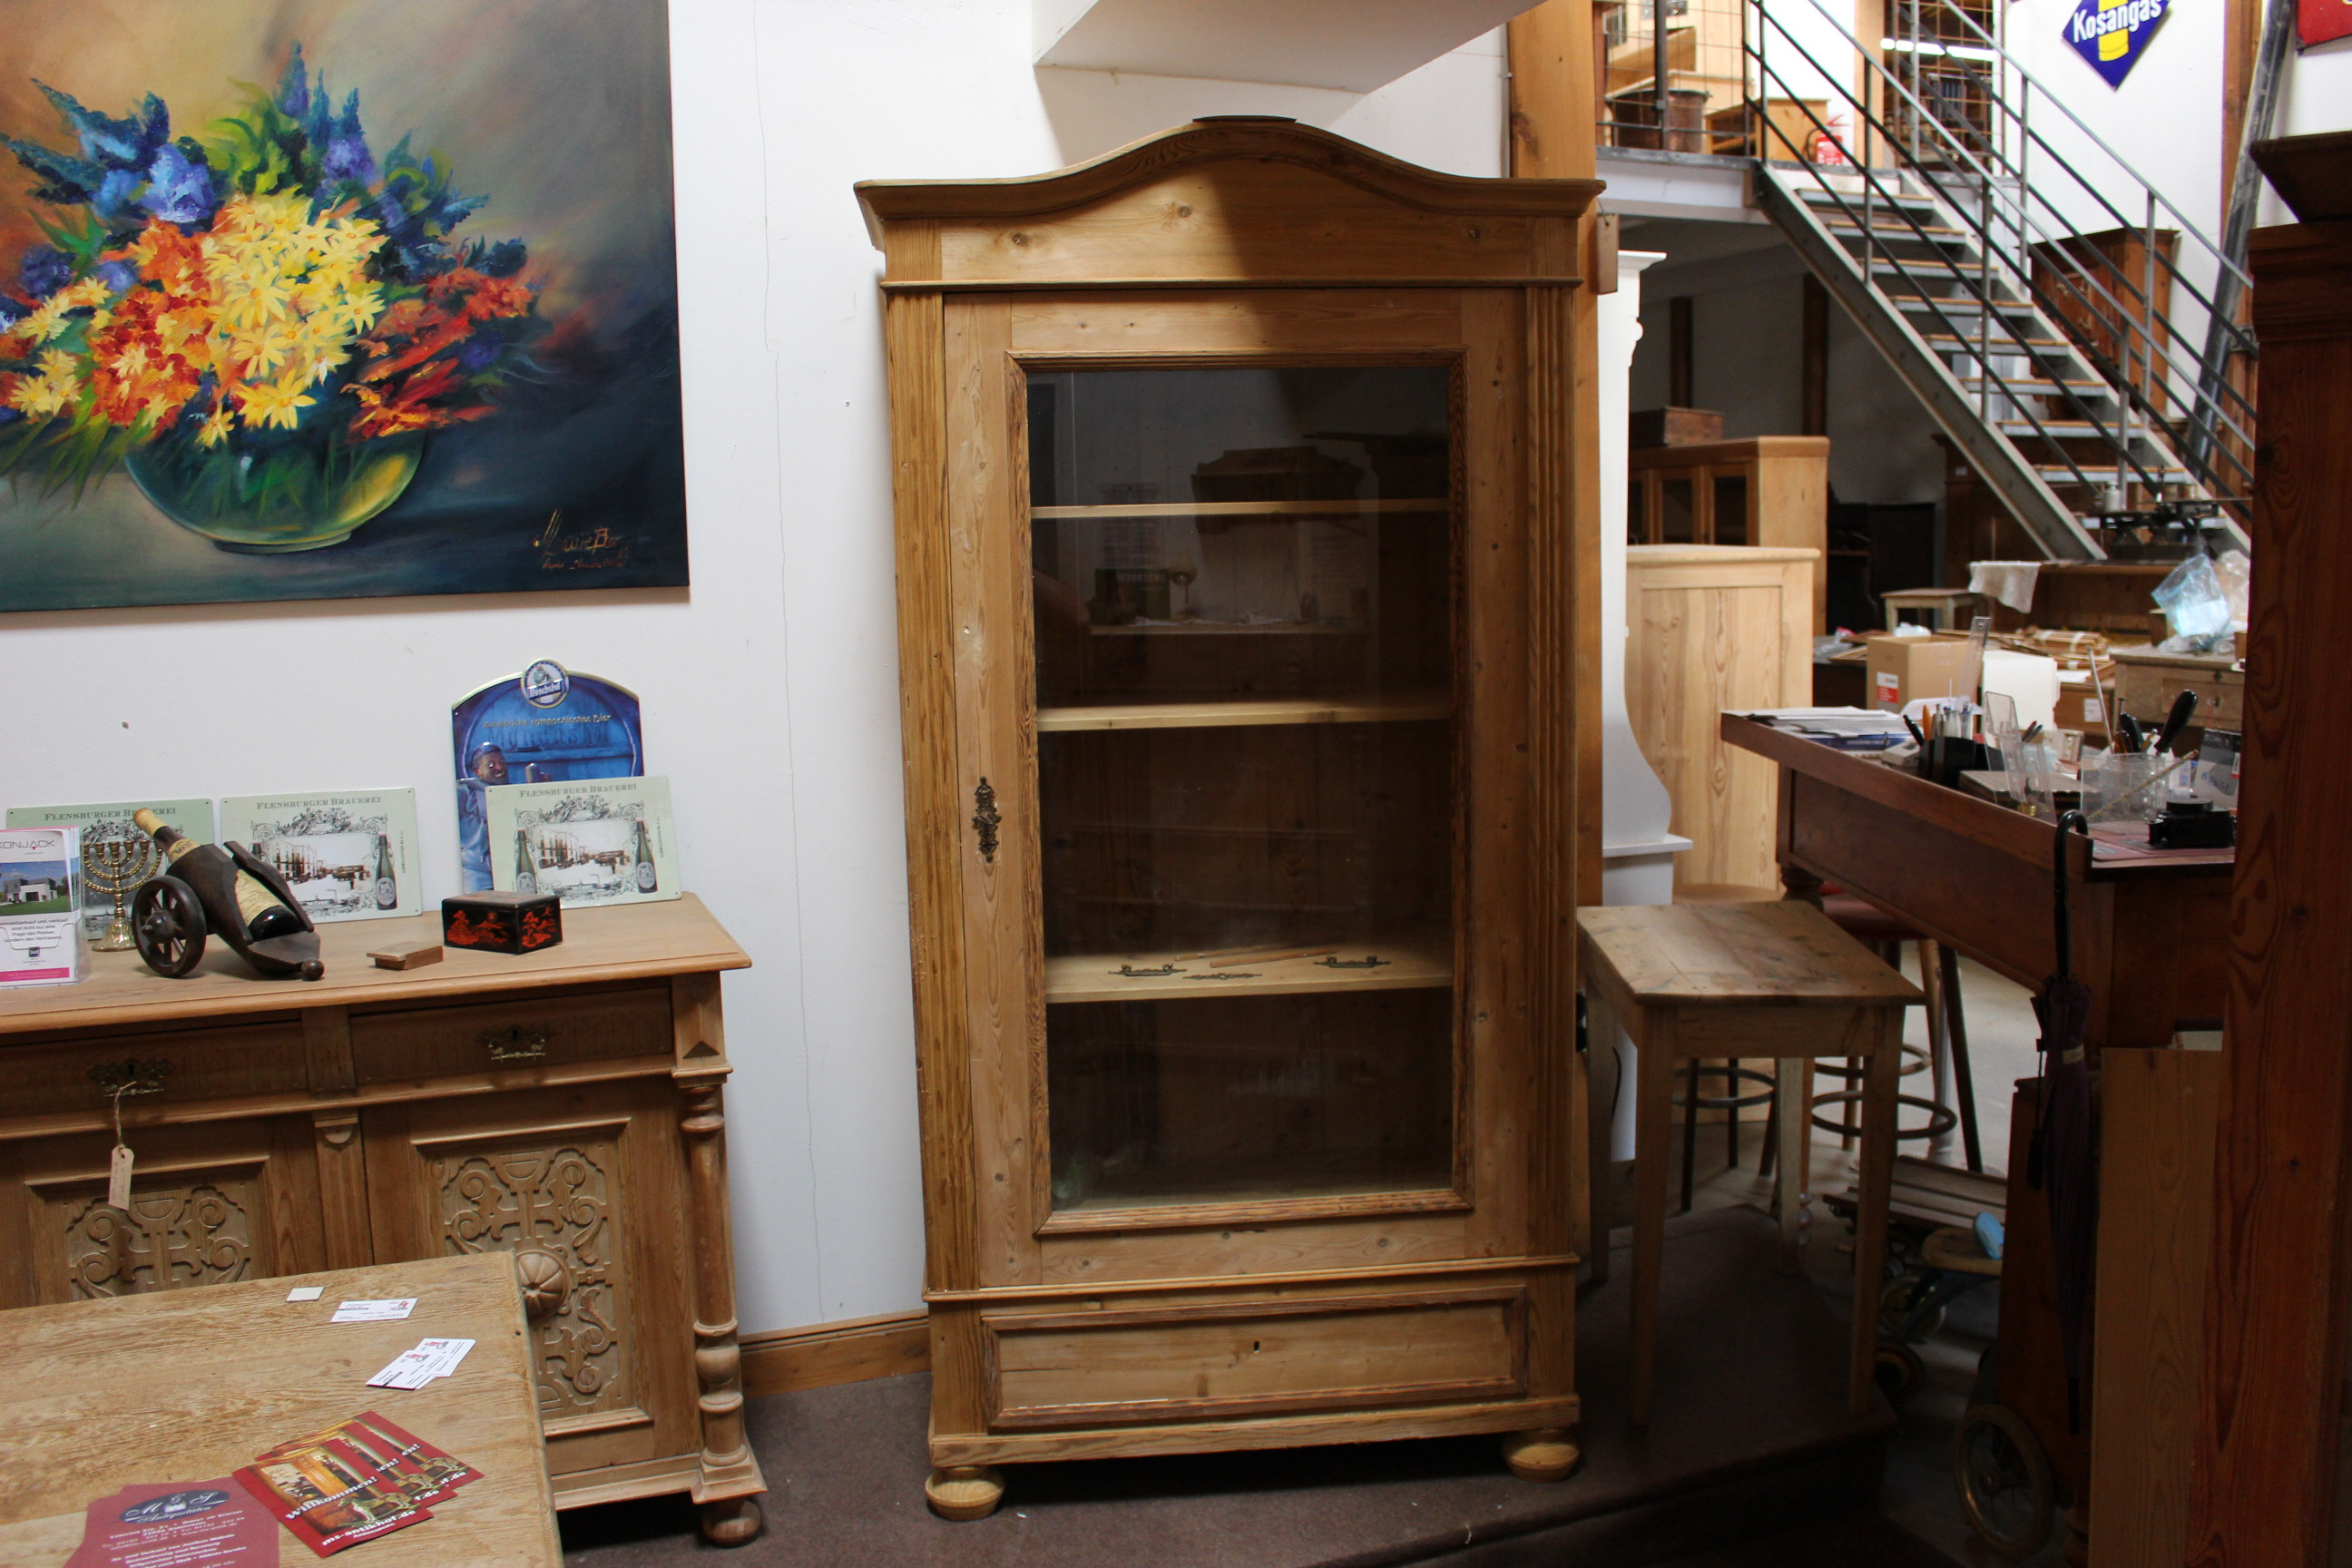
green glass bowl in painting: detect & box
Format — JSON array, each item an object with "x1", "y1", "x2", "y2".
[{"x1": 126, "y1": 436, "x2": 424, "y2": 554}]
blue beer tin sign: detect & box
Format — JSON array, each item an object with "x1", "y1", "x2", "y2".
[{"x1": 2064, "y1": 0, "x2": 2170, "y2": 86}]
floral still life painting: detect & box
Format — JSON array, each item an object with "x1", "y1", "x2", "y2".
[{"x1": 0, "y1": 2, "x2": 687, "y2": 609}]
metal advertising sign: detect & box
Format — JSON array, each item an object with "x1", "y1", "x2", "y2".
[
  {"x1": 2063, "y1": 0, "x2": 2171, "y2": 86},
  {"x1": 2301, "y1": 0, "x2": 2352, "y2": 49}
]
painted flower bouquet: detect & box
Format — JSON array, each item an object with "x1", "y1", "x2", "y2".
[{"x1": 0, "y1": 47, "x2": 544, "y2": 551}]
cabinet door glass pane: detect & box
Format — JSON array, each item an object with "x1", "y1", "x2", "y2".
[
  {"x1": 1712, "y1": 473, "x2": 1749, "y2": 544},
  {"x1": 1028, "y1": 366, "x2": 1455, "y2": 1213},
  {"x1": 1660, "y1": 475, "x2": 1696, "y2": 543}
]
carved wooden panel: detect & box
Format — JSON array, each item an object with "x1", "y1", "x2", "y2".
[
  {"x1": 57, "y1": 1180, "x2": 257, "y2": 1298},
  {"x1": 426, "y1": 1132, "x2": 635, "y2": 1422},
  {"x1": 0, "y1": 1119, "x2": 326, "y2": 1309}
]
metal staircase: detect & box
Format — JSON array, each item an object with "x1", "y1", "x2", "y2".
[{"x1": 1738, "y1": 0, "x2": 2256, "y2": 561}]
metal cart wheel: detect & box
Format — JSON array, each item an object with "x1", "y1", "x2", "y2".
[
  {"x1": 1874, "y1": 1340, "x2": 1926, "y2": 1405},
  {"x1": 132, "y1": 877, "x2": 206, "y2": 978},
  {"x1": 1954, "y1": 1400, "x2": 2056, "y2": 1560},
  {"x1": 1882, "y1": 1275, "x2": 1949, "y2": 1341}
]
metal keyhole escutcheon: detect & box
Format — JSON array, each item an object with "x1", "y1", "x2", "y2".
[{"x1": 972, "y1": 779, "x2": 1001, "y2": 862}]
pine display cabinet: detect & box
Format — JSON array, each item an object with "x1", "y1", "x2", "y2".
[{"x1": 859, "y1": 119, "x2": 1602, "y2": 1518}]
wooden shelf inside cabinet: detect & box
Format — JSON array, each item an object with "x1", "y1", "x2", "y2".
[
  {"x1": 1045, "y1": 935, "x2": 1452, "y2": 1004},
  {"x1": 1033, "y1": 499, "x2": 1449, "y2": 520},
  {"x1": 1037, "y1": 693, "x2": 1452, "y2": 733},
  {"x1": 1085, "y1": 622, "x2": 1369, "y2": 638}
]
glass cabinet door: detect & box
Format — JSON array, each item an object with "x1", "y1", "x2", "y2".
[{"x1": 1025, "y1": 365, "x2": 1458, "y2": 1217}]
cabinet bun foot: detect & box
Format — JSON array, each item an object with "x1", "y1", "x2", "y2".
[
  {"x1": 698, "y1": 1495, "x2": 764, "y2": 1545},
  {"x1": 1501, "y1": 1427, "x2": 1583, "y2": 1482},
  {"x1": 926, "y1": 1465, "x2": 1006, "y2": 1522}
]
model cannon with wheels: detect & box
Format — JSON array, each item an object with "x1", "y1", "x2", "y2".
[{"x1": 128, "y1": 808, "x2": 324, "y2": 982}]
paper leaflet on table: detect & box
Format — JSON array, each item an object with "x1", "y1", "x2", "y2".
[
  {"x1": 64, "y1": 1478, "x2": 277, "y2": 1567},
  {"x1": 234, "y1": 1435, "x2": 429, "y2": 1557}
]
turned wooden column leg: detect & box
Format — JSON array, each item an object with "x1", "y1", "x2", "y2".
[
  {"x1": 1629, "y1": 1015, "x2": 1678, "y2": 1426},
  {"x1": 1501, "y1": 1427, "x2": 1583, "y2": 1481},
  {"x1": 926, "y1": 1465, "x2": 1005, "y2": 1521},
  {"x1": 680, "y1": 1079, "x2": 764, "y2": 1545}
]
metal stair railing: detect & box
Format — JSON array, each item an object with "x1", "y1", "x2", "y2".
[
  {"x1": 1738, "y1": 23, "x2": 2102, "y2": 557},
  {"x1": 1740, "y1": 0, "x2": 2255, "y2": 544},
  {"x1": 1873, "y1": 0, "x2": 2258, "y2": 516}
]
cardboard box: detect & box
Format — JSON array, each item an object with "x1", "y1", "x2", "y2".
[
  {"x1": 1862, "y1": 632, "x2": 1978, "y2": 711},
  {"x1": 1630, "y1": 407, "x2": 1726, "y2": 447}
]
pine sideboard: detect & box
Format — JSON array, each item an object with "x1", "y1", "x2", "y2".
[{"x1": 0, "y1": 894, "x2": 765, "y2": 1544}]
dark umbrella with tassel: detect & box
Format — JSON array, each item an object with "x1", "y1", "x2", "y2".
[{"x1": 2031, "y1": 810, "x2": 2100, "y2": 1432}]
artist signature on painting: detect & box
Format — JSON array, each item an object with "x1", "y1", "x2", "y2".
[{"x1": 536, "y1": 512, "x2": 630, "y2": 572}]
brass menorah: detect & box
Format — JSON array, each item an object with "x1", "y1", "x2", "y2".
[{"x1": 83, "y1": 832, "x2": 159, "y2": 953}]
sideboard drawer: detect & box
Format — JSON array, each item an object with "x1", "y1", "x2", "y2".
[
  {"x1": 351, "y1": 986, "x2": 672, "y2": 1083},
  {"x1": 0, "y1": 1023, "x2": 309, "y2": 1121}
]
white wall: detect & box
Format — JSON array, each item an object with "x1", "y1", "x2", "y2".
[{"x1": 0, "y1": 1, "x2": 1503, "y2": 1336}]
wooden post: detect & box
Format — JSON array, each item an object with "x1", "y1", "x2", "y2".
[
  {"x1": 1669, "y1": 296, "x2": 1694, "y2": 408},
  {"x1": 2186, "y1": 217, "x2": 2352, "y2": 1568},
  {"x1": 673, "y1": 971, "x2": 763, "y2": 1545},
  {"x1": 1508, "y1": 0, "x2": 1600, "y2": 181},
  {"x1": 1801, "y1": 275, "x2": 1828, "y2": 437}
]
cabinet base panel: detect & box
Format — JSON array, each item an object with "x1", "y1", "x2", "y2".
[
  {"x1": 550, "y1": 1451, "x2": 769, "y2": 1512},
  {"x1": 929, "y1": 1396, "x2": 1580, "y2": 1467}
]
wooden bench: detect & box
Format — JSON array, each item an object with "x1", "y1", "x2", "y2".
[{"x1": 1578, "y1": 902, "x2": 1922, "y2": 1421}]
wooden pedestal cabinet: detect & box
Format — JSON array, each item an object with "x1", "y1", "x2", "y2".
[
  {"x1": 859, "y1": 120, "x2": 1602, "y2": 1517},
  {"x1": 0, "y1": 897, "x2": 765, "y2": 1545}
]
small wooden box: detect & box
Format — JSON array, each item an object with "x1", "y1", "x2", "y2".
[
  {"x1": 441, "y1": 891, "x2": 563, "y2": 955},
  {"x1": 1630, "y1": 407, "x2": 1726, "y2": 447}
]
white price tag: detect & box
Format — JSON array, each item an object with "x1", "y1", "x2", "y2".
[
  {"x1": 331, "y1": 1298, "x2": 417, "y2": 1323},
  {"x1": 286, "y1": 1285, "x2": 325, "y2": 1302}
]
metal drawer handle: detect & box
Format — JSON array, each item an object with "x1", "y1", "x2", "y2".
[
  {"x1": 89, "y1": 1059, "x2": 172, "y2": 1099},
  {"x1": 480, "y1": 1026, "x2": 550, "y2": 1063}
]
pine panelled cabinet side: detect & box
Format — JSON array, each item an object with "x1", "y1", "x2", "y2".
[
  {"x1": 0, "y1": 897, "x2": 766, "y2": 1546},
  {"x1": 859, "y1": 120, "x2": 1604, "y2": 1516},
  {"x1": 2187, "y1": 216, "x2": 2352, "y2": 1568}
]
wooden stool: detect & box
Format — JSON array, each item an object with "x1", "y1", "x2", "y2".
[
  {"x1": 1578, "y1": 902, "x2": 1922, "y2": 1422},
  {"x1": 1880, "y1": 587, "x2": 1984, "y2": 632},
  {"x1": 1820, "y1": 894, "x2": 1984, "y2": 1172}
]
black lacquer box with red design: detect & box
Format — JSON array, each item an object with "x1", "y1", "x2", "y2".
[{"x1": 440, "y1": 891, "x2": 563, "y2": 955}]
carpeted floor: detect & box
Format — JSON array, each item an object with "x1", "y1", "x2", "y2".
[{"x1": 563, "y1": 1209, "x2": 1926, "y2": 1567}]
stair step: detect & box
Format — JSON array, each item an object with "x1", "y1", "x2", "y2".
[
  {"x1": 1794, "y1": 183, "x2": 1941, "y2": 212},
  {"x1": 1887, "y1": 296, "x2": 2044, "y2": 321},
  {"x1": 1961, "y1": 377, "x2": 2113, "y2": 397},
  {"x1": 1917, "y1": 332, "x2": 2072, "y2": 352},
  {"x1": 2035, "y1": 466, "x2": 2191, "y2": 485},
  {"x1": 1819, "y1": 214, "x2": 1968, "y2": 240}
]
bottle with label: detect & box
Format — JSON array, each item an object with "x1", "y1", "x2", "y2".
[
  {"x1": 132, "y1": 808, "x2": 306, "y2": 941},
  {"x1": 514, "y1": 831, "x2": 538, "y2": 897},
  {"x1": 632, "y1": 818, "x2": 658, "y2": 893},
  {"x1": 372, "y1": 834, "x2": 398, "y2": 910}
]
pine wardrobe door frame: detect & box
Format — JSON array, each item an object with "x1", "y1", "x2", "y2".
[{"x1": 937, "y1": 287, "x2": 1544, "y2": 1290}]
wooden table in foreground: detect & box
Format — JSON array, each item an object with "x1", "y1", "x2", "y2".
[
  {"x1": 1720, "y1": 714, "x2": 2231, "y2": 1049},
  {"x1": 0, "y1": 1253, "x2": 555, "y2": 1566},
  {"x1": 0, "y1": 895, "x2": 764, "y2": 1544}
]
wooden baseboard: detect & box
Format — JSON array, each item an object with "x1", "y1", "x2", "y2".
[{"x1": 740, "y1": 1309, "x2": 929, "y2": 1397}]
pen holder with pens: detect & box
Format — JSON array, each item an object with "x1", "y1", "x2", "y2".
[{"x1": 1923, "y1": 737, "x2": 1994, "y2": 788}]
